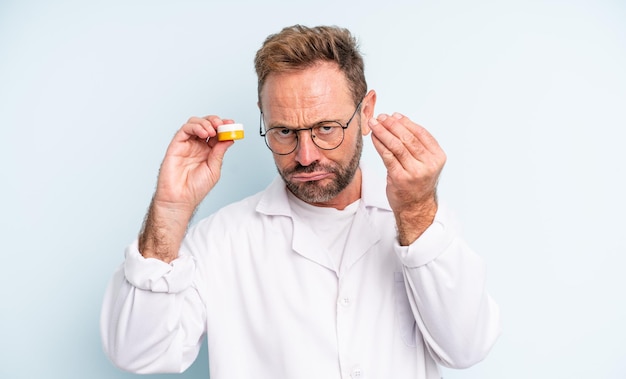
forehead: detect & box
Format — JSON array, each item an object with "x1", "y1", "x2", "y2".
[{"x1": 260, "y1": 62, "x2": 354, "y2": 125}]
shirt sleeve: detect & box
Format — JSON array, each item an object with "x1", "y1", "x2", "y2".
[
  {"x1": 394, "y1": 204, "x2": 502, "y2": 369},
  {"x1": 100, "y1": 240, "x2": 206, "y2": 374}
]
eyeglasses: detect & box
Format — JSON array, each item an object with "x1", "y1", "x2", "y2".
[{"x1": 259, "y1": 101, "x2": 362, "y2": 155}]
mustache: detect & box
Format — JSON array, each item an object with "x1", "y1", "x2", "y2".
[{"x1": 284, "y1": 162, "x2": 334, "y2": 176}]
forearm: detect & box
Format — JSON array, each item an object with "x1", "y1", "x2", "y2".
[{"x1": 138, "y1": 197, "x2": 194, "y2": 263}]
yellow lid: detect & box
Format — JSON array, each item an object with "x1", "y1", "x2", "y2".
[{"x1": 217, "y1": 123, "x2": 244, "y2": 141}]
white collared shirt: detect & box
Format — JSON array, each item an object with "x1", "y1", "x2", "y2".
[
  {"x1": 101, "y1": 168, "x2": 501, "y2": 379},
  {"x1": 286, "y1": 190, "x2": 359, "y2": 274}
]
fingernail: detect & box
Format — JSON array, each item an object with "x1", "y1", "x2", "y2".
[
  {"x1": 378, "y1": 114, "x2": 388, "y2": 121},
  {"x1": 392, "y1": 112, "x2": 403, "y2": 120},
  {"x1": 368, "y1": 117, "x2": 379, "y2": 126}
]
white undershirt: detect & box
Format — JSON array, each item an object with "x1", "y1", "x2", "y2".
[{"x1": 286, "y1": 190, "x2": 360, "y2": 273}]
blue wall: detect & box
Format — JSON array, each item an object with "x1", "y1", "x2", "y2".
[{"x1": 1, "y1": 0, "x2": 625, "y2": 378}]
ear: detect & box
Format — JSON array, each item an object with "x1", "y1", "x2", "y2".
[{"x1": 360, "y1": 90, "x2": 377, "y2": 136}]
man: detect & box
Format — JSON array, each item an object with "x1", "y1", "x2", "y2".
[{"x1": 101, "y1": 25, "x2": 500, "y2": 378}]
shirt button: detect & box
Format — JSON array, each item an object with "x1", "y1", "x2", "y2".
[
  {"x1": 351, "y1": 366, "x2": 363, "y2": 378},
  {"x1": 340, "y1": 297, "x2": 351, "y2": 307}
]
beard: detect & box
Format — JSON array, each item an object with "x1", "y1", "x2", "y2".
[{"x1": 277, "y1": 133, "x2": 363, "y2": 204}]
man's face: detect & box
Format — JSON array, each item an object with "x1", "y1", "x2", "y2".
[{"x1": 259, "y1": 62, "x2": 367, "y2": 208}]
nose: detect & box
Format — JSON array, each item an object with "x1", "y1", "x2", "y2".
[{"x1": 294, "y1": 130, "x2": 321, "y2": 166}]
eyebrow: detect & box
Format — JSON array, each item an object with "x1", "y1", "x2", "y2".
[{"x1": 264, "y1": 116, "x2": 344, "y2": 130}]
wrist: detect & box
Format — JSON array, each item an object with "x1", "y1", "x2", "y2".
[{"x1": 395, "y1": 196, "x2": 438, "y2": 246}]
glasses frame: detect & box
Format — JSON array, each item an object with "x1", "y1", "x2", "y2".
[{"x1": 259, "y1": 100, "x2": 363, "y2": 155}]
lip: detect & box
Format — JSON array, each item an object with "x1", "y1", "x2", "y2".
[{"x1": 290, "y1": 172, "x2": 332, "y2": 182}]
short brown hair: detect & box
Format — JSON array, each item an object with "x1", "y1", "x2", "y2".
[{"x1": 254, "y1": 25, "x2": 367, "y2": 108}]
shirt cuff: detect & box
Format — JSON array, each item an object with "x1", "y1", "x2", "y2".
[
  {"x1": 123, "y1": 240, "x2": 196, "y2": 293},
  {"x1": 394, "y1": 204, "x2": 456, "y2": 268}
]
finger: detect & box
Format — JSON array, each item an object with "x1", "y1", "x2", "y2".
[
  {"x1": 178, "y1": 117, "x2": 217, "y2": 140},
  {"x1": 202, "y1": 116, "x2": 238, "y2": 142},
  {"x1": 369, "y1": 118, "x2": 408, "y2": 172},
  {"x1": 175, "y1": 119, "x2": 212, "y2": 142},
  {"x1": 375, "y1": 113, "x2": 448, "y2": 180},
  {"x1": 369, "y1": 115, "x2": 422, "y2": 170},
  {"x1": 375, "y1": 113, "x2": 427, "y2": 161},
  {"x1": 385, "y1": 113, "x2": 442, "y2": 156},
  {"x1": 207, "y1": 139, "x2": 235, "y2": 164},
  {"x1": 389, "y1": 114, "x2": 447, "y2": 172}
]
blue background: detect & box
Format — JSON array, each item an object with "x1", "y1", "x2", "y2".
[{"x1": 1, "y1": 0, "x2": 625, "y2": 378}]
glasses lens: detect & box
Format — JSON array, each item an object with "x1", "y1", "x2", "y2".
[
  {"x1": 311, "y1": 123, "x2": 345, "y2": 150},
  {"x1": 265, "y1": 127, "x2": 297, "y2": 155}
]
